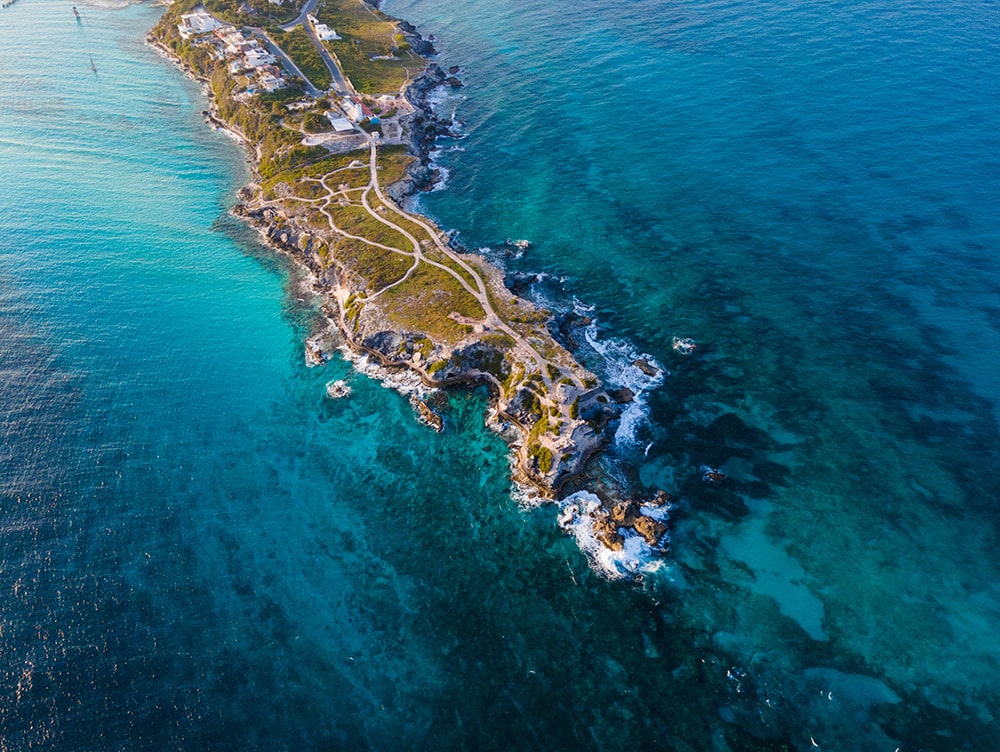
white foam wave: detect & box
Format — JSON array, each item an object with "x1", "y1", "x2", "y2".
[
  {"x1": 557, "y1": 491, "x2": 669, "y2": 580},
  {"x1": 337, "y1": 345, "x2": 433, "y2": 398},
  {"x1": 425, "y1": 85, "x2": 461, "y2": 112},
  {"x1": 518, "y1": 272, "x2": 568, "y2": 312},
  {"x1": 425, "y1": 147, "x2": 451, "y2": 192},
  {"x1": 578, "y1": 305, "x2": 666, "y2": 447},
  {"x1": 428, "y1": 164, "x2": 451, "y2": 192}
]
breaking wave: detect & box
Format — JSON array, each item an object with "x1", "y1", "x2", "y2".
[
  {"x1": 557, "y1": 491, "x2": 671, "y2": 580},
  {"x1": 576, "y1": 301, "x2": 666, "y2": 448},
  {"x1": 337, "y1": 345, "x2": 433, "y2": 398}
]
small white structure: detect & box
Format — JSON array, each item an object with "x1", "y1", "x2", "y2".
[
  {"x1": 315, "y1": 23, "x2": 340, "y2": 41},
  {"x1": 326, "y1": 113, "x2": 355, "y2": 132},
  {"x1": 258, "y1": 74, "x2": 285, "y2": 92},
  {"x1": 341, "y1": 98, "x2": 364, "y2": 122},
  {"x1": 307, "y1": 14, "x2": 341, "y2": 41},
  {"x1": 178, "y1": 10, "x2": 223, "y2": 39},
  {"x1": 218, "y1": 30, "x2": 248, "y2": 55},
  {"x1": 244, "y1": 48, "x2": 277, "y2": 68}
]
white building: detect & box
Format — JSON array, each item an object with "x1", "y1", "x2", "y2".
[
  {"x1": 218, "y1": 30, "x2": 248, "y2": 55},
  {"x1": 258, "y1": 74, "x2": 286, "y2": 92},
  {"x1": 325, "y1": 113, "x2": 355, "y2": 133},
  {"x1": 341, "y1": 98, "x2": 363, "y2": 122},
  {"x1": 315, "y1": 23, "x2": 340, "y2": 41},
  {"x1": 244, "y1": 48, "x2": 277, "y2": 68},
  {"x1": 307, "y1": 14, "x2": 340, "y2": 40},
  {"x1": 178, "y1": 10, "x2": 223, "y2": 39}
]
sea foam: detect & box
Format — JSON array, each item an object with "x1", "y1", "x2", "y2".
[
  {"x1": 557, "y1": 491, "x2": 671, "y2": 580},
  {"x1": 576, "y1": 302, "x2": 666, "y2": 448}
]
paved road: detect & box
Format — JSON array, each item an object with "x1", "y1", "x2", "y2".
[
  {"x1": 361, "y1": 138, "x2": 562, "y2": 383},
  {"x1": 301, "y1": 16, "x2": 354, "y2": 97},
  {"x1": 250, "y1": 28, "x2": 321, "y2": 97},
  {"x1": 278, "y1": 0, "x2": 318, "y2": 31},
  {"x1": 273, "y1": 0, "x2": 352, "y2": 97}
]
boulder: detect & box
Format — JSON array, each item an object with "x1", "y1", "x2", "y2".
[
  {"x1": 633, "y1": 515, "x2": 667, "y2": 546},
  {"x1": 647, "y1": 489, "x2": 673, "y2": 507},
  {"x1": 609, "y1": 387, "x2": 635, "y2": 404},
  {"x1": 410, "y1": 396, "x2": 443, "y2": 432},
  {"x1": 609, "y1": 500, "x2": 639, "y2": 528},
  {"x1": 592, "y1": 515, "x2": 624, "y2": 551},
  {"x1": 632, "y1": 358, "x2": 659, "y2": 377}
]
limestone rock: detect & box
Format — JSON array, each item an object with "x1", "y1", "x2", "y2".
[
  {"x1": 410, "y1": 396, "x2": 443, "y2": 432},
  {"x1": 592, "y1": 515, "x2": 624, "y2": 552},
  {"x1": 632, "y1": 358, "x2": 659, "y2": 377},
  {"x1": 609, "y1": 387, "x2": 635, "y2": 404},
  {"x1": 633, "y1": 515, "x2": 667, "y2": 546},
  {"x1": 609, "y1": 500, "x2": 639, "y2": 528}
]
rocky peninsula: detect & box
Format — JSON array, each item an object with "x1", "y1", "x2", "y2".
[{"x1": 150, "y1": 0, "x2": 668, "y2": 555}]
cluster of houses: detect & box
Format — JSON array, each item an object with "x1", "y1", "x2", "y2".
[
  {"x1": 176, "y1": 9, "x2": 411, "y2": 143},
  {"x1": 178, "y1": 10, "x2": 288, "y2": 94}
]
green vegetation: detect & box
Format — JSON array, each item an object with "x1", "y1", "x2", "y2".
[
  {"x1": 261, "y1": 149, "x2": 369, "y2": 197},
  {"x1": 259, "y1": 86, "x2": 304, "y2": 105},
  {"x1": 375, "y1": 144, "x2": 415, "y2": 185},
  {"x1": 502, "y1": 364, "x2": 525, "y2": 399},
  {"x1": 569, "y1": 396, "x2": 580, "y2": 420},
  {"x1": 380, "y1": 265, "x2": 485, "y2": 342},
  {"x1": 274, "y1": 27, "x2": 333, "y2": 90},
  {"x1": 482, "y1": 333, "x2": 515, "y2": 350},
  {"x1": 199, "y1": 0, "x2": 299, "y2": 27},
  {"x1": 344, "y1": 293, "x2": 364, "y2": 327},
  {"x1": 527, "y1": 442, "x2": 554, "y2": 474},
  {"x1": 326, "y1": 203, "x2": 412, "y2": 249},
  {"x1": 315, "y1": 0, "x2": 424, "y2": 94},
  {"x1": 302, "y1": 111, "x2": 330, "y2": 133},
  {"x1": 424, "y1": 248, "x2": 480, "y2": 293},
  {"x1": 332, "y1": 233, "x2": 412, "y2": 289},
  {"x1": 259, "y1": 144, "x2": 328, "y2": 181},
  {"x1": 412, "y1": 337, "x2": 433, "y2": 358},
  {"x1": 465, "y1": 347, "x2": 508, "y2": 382}
]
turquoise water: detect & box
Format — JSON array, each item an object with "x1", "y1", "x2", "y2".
[{"x1": 1, "y1": 0, "x2": 998, "y2": 749}]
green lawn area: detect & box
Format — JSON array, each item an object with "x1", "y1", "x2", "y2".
[
  {"x1": 273, "y1": 27, "x2": 333, "y2": 90},
  {"x1": 375, "y1": 144, "x2": 415, "y2": 186},
  {"x1": 329, "y1": 233, "x2": 414, "y2": 290},
  {"x1": 261, "y1": 149, "x2": 370, "y2": 197},
  {"x1": 326, "y1": 203, "x2": 413, "y2": 251},
  {"x1": 379, "y1": 265, "x2": 485, "y2": 343},
  {"x1": 203, "y1": 0, "x2": 297, "y2": 28},
  {"x1": 314, "y1": 0, "x2": 424, "y2": 94}
]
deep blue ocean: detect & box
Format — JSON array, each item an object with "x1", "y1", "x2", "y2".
[{"x1": 1, "y1": 0, "x2": 998, "y2": 748}]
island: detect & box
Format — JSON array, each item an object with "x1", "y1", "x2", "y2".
[{"x1": 149, "y1": 0, "x2": 669, "y2": 554}]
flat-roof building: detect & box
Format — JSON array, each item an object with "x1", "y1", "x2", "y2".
[
  {"x1": 326, "y1": 114, "x2": 356, "y2": 133},
  {"x1": 178, "y1": 11, "x2": 223, "y2": 39}
]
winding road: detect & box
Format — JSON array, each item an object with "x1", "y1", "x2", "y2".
[{"x1": 250, "y1": 7, "x2": 591, "y2": 426}]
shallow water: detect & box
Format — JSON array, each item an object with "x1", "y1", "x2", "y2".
[{"x1": 1, "y1": 0, "x2": 998, "y2": 749}]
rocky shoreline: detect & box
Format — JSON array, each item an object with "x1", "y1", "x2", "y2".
[{"x1": 148, "y1": 0, "x2": 672, "y2": 561}]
